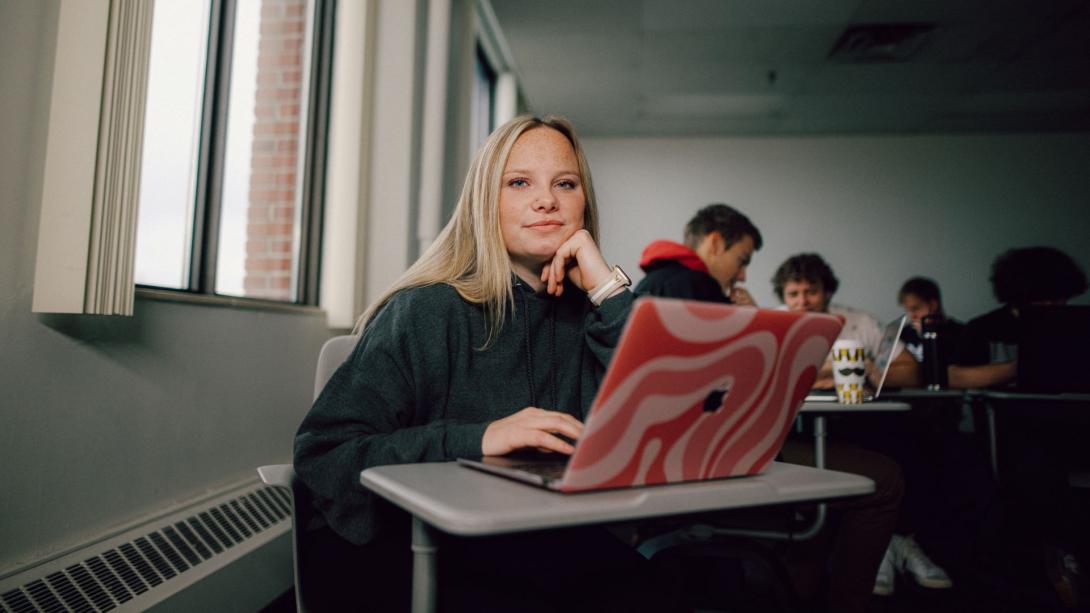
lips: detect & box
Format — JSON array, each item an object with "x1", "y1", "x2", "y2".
[{"x1": 526, "y1": 220, "x2": 564, "y2": 229}]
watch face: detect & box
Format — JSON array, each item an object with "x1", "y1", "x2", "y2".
[{"x1": 616, "y1": 266, "x2": 631, "y2": 286}]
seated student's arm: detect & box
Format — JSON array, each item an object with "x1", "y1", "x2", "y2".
[
  {"x1": 813, "y1": 357, "x2": 835, "y2": 389},
  {"x1": 947, "y1": 362, "x2": 1016, "y2": 389},
  {"x1": 582, "y1": 288, "x2": 636, "y2": 372},
  {"x1": 945, "y1": 315, "x2": 1015, "y2": 389},
  {"x1": 295, "y1": 299, "x2": 481, "y2": 498},
  {"x1": 876, "y1": 348, "x2": 921, "y2": 388}
]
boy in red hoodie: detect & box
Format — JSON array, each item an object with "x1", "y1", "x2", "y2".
[{"x1": 634, "y1": 203, "x2": 761, "y2": 305}]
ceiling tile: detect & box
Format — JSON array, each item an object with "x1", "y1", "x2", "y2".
[
  {"x1": 637, "y1": 59, "x2": 811, "y2": 94},
  {"x1": 639, "y1": 27, "x2": 843, "y2": 64},
  {"x1": 639, "y1": 0, "x2": 860, "y2": 30},
  {"x1": 802, "y1": 63, "x2": 992, "y2": 95}
]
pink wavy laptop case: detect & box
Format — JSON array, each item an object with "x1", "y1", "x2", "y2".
[{"x1": 559, "y1": 298, "x2": 842, "y2": 492}]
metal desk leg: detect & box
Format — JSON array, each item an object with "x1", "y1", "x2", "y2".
[
  {"x1": 986, "y1": 405, "x2": 999, "y2": 484},
  {"x1": 813, "y1": 415, "x2": 826, "y2": 469},
  {"x1": 411, "y1": 517, "x2": 438, "y2": 613}
]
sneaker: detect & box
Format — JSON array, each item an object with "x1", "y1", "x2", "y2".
[
  {"x1": 1045, "y1": 546, "x2": 1081, "y2": 607},
  {"x1": 899, "y1": 535, "x2": 953, "y2": 589},
  {"x1": 873, "y1": 544, "x2": 897, "y2": 596}
]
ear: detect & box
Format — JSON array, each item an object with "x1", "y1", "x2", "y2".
[{"x1": 705, "y1": 231, "x2": 725, "y2": 253}]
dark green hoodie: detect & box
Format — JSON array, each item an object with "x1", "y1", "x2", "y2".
[{"x1": 294, "y1": 278, "x2": 634, "y2": 544}]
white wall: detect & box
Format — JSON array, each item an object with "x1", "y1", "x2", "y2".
[{"x1": 586, "y1": 133, "x2": 1090, "y2": 323}]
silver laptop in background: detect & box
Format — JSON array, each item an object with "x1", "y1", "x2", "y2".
[{"x1": 805, "y1": 315, "x2": 907, "y2": 403}]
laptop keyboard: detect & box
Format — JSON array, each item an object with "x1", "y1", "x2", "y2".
[{"x1": 508, "y1": 462, "x2": 568, "y2": 481}]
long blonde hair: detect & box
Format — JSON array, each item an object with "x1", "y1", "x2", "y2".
[{"x1": 353, "y1": 115, "x2": 600, "y2": 345}]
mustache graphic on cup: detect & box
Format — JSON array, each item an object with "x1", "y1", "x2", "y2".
[{"x1": 831, "y1": 339, "x2": 866, "y2": 404}]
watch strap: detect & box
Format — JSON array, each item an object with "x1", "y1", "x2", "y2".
[{"x1": 588, "y1": 265, "x2": 631, "y2": 306}]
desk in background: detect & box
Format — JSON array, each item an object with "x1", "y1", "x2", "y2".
[
  {"x1": 361, "y1": 461, "x2": 874, "y2": 613},
  {"x1": 812, "y1": 389, "x2": 1089, "y2": 482},
  {"x1": 966, "y1": 390, "x2": 1090, "y2": 482},
  {"x1": 799, "y1": 400, "x2": 911, "y2": 469}
]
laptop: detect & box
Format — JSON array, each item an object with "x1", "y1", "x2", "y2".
[
  {"x1": 1017, "y1": 305, "x2": 1090, "y2": 393},
  {"x1": 803, "y1": 314, "x2": 907, "y2": 403},
  {"x1": 458, "y1": 297, "x2": 843, "y2": 492}
]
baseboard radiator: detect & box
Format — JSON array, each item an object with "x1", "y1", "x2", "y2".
[{"x1": 0, "y1": 478, "x2": 293, "y2": 612}]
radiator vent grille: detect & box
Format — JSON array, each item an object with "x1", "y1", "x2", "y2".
[{"x1": 0, "y1": 486, "x2": 292, "y2": 613}]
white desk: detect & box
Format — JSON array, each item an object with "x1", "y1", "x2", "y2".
[
  {"x1": 798, "y1": 400, "x2": 911, "y2": 468},
  {"x1": 361, "y1": 461, "x2": 874, "y2": 613},
  {"x1": 966, "y1": 390, "x2": 1090, "y2": 482}
]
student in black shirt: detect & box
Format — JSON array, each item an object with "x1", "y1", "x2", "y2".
[
  {"x1": 948, "y1": 246, "x2": 1089, "y2": 607},
  {"x1": 949, "y1": 247, "x2": 1088, "y2": 389},
  {"x1": 897, "y1": 276, "x2": 965, "y2": 385}
]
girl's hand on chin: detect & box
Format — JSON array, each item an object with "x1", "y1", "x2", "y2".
[{"x1": 540, "y1": 229, "x2": 612, "y2": 296}]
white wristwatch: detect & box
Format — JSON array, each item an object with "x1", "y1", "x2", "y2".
[{"x1": 588, "y1": 265, "x2": 631, "y2": 306}]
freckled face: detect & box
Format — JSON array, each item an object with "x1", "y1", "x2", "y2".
[
  {"x1": 499, "y1": 127, "x2": 586, "y2": 277},
  {"x1": 782, "y1": 279, "x2": 831, "y2": 313}
]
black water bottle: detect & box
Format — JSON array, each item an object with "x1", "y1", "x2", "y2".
[{"x1": 921, "y1": 316, "x2": 945, "y2": 389}]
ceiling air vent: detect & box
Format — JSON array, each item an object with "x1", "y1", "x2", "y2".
[{"x1": 828, "y1": 23, "x2": 935, "y2": 62}]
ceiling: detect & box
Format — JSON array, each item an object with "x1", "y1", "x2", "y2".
[{"x1": 488, "y1": 0, "x2": 1090, "y2": 137}]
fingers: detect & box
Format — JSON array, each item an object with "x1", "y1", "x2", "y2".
[
  {"x1": 487, "y1": 408, "x2": 584, "y2": 455},
  {"x1": 730, "y1": 287, "x2": 755, "y2": 306},
  {"x1": 547, "y1": 245, "x2": 571, "y2": 296},
  {"x1": 546, "y1": 230, "x2": 611, "y2": 294},
  {"x1": 530, "y1": 430, "x2": 575, "y2": 455}
]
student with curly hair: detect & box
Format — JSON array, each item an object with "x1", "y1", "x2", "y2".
[{"x1": 949, "y1": 246, "x2": 1088, "y2": 607}]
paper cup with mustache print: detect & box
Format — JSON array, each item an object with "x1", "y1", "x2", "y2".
[{"x1": 831, "y1": 339, "x2": 866, "y2": 404}]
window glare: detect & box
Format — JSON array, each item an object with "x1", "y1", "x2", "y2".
[
  {"x1": 216, "y1": 0, "x2": 313, "y2": 300},
  {"x1": 135, "y1": 0, "x2": 211, "y2": 289}
]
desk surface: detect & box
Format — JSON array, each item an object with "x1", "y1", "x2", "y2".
[
  {"x1": 972, "y1": 390, "x2": 1090, "y2": 403},
  {"x1": 799, "y1": 400, "x2": 911, "y2": 413},
  {"x1": 360, "y1": 461, "x2": 873, "y2": 537},
  {"x1": 881, "y1": 388, "x2": 967, "y2": 400}
]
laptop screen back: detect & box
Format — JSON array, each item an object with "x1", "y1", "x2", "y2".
[
  {"x1": 873, "y1": 315, "x2": 908, "y2": 398},
  {"x1": 558, "y1": 299, "x2": 843, "y2": 491}
]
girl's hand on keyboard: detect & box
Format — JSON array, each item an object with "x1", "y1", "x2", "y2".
[{"x1": 482, "y1": 407, "x2": 583, "y2": 456}]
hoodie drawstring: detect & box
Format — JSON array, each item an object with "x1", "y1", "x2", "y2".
[{"x1": 520, "y1": 287, "x2": 557, "y2": 409}]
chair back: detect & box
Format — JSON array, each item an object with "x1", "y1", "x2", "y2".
[
  {"x1": 255, "y1": 335, "x2": 357, "y2": 612},
  {"x1": 313, "y1": 335, "x2": 358, "y2": 400}
]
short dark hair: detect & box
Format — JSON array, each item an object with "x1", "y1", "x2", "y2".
[
  {"x1": 772, "y1": 253, "x2": 839, "y2": 300},
  {"x1": 683, "y1": 204, "x2": 763, "y2": 251},
  {"x1": 990, "y1": 247, "x2": 1088, "y2": 306},
  {"x1": 898, "y1": 276, "x2": 942, "y2": 304}
]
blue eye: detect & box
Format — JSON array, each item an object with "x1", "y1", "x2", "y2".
[
  {"x1": 556, "y1": 179, "x2": 578, "y2": 189},
  {"x1": 508, "y1": 178, "x2": 528, "y2": 187}
]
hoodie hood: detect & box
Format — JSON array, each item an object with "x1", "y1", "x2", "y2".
[{"x1": 639, "y1": 240, "x2": 708, "y2": 273}]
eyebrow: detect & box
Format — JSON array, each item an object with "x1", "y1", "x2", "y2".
[{"x1": 502, "y1": 168, "x2": 580, "y2": 176}]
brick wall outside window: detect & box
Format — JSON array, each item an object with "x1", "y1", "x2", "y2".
[{"x1": 244, "y1": 0, "x2": 307, "y2": 300}]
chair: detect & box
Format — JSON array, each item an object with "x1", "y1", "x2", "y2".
[{"x1": 258, "y1": 334, "x2": 357, "y2": 613}]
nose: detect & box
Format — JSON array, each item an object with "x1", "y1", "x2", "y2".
[{"x1": 532, "y1": 187, "x2": 558, "y2": 212}]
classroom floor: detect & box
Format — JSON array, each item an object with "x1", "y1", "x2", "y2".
[{"x1": 261, "y1": 565, "x2": 1089, "y2": 612}]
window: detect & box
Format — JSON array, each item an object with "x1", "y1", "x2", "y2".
[
  {"x1": 471, "y1": 43, "x2": 496, "y2": 154},
  {"x1": 135, "y1": 0, "x2": 333, "y2": 304}
]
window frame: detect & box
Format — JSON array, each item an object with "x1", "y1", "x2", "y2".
[
  {"x1": 471, "y1": 42, "x2": 497, "y2": 152},
  {"x1": 135, "y1": 0, "x2": 336, "y2": 308}
]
